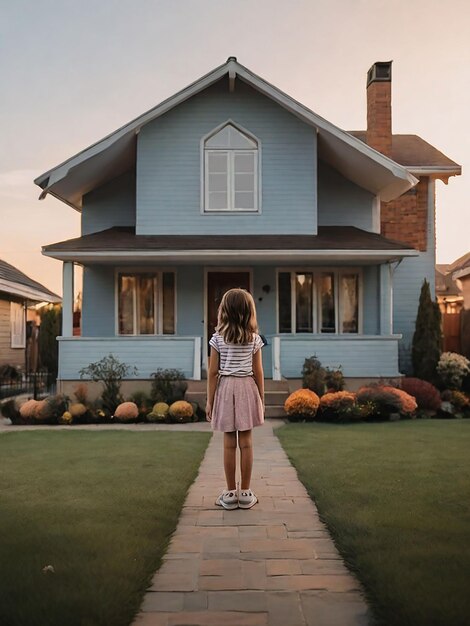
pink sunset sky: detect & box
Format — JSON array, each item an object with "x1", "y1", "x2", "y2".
[{"x1": 1, "y1": 0, "x2": 469, "y2": 298}]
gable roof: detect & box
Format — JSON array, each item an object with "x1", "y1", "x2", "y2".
[
  {"x1": 449, "y1": 251, "x2": 470, "y2": 281},
  {"x1": 34, "y1": 57, "x2": 418, "y2": 210},
  {"x1": 349, "y1": 132, "x2": 461, "y2": 177},
  {"x1": 0, "y1": 259, "x2": 61, "y2": 302}
]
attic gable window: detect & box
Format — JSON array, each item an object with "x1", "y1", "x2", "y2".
[{"x1": 203, "y1": 122, "x2": 259, "y2": 212}]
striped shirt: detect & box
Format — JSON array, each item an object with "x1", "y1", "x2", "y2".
[{"x1": 209, "y1": 332, "x2": 264, "y2": 377}]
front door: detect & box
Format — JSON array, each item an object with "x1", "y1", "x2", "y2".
[{"x1": 207, "y1": 271, "x2": 251, "y2": 353}]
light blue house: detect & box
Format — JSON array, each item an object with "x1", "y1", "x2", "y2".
[{"x1": 37, "y1": 58, "x2": 461, "y2": 391}]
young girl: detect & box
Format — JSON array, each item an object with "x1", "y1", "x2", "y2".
[{"x1": 206, "y1": 288, "x2": 265, "y2": 510}]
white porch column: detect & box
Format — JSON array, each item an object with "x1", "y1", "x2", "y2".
[
  {"x1": 379, "y1": 263, "x2": 393, "y2": 335},
  {"x1": 62, "y1": 261, "x2": 74, "y2": 337},
  {"x1": 193, "y1": 336, "x2": 202, "y2": 381},
  {"x1": 272, "y1": 336, "x2": 282, "y2": 380}
]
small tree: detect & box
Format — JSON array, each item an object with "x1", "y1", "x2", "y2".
[
  {"x1": 79, "y1": 354, "x2": 138, "y2": 413},
  {"x1": 38, "y1": 306, "x2": 62, "y2": 385},
  {"x1": 411, "y1": 279, "x2": 442, "y2": 382}
]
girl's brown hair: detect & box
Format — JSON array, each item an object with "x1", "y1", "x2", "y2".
[{"x1": 216, "y1": 288, "x2": 258, "y2": 344}]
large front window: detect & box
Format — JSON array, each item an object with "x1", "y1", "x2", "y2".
[
  {"x1": 118, "y1": 271, "x2": 175, "y2": 335},
  {"x1": 203, "y1": 122, "x2": 259, "y2": 212},
  {"x1": 277, "y1": 269, "x2": 361, "y2": 334}
]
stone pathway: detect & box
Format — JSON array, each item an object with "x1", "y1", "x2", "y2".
[{"x1": 134, "y1": 421, "x2": 370, "y2": 626}]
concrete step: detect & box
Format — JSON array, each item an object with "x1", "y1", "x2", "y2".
[
  {"x1": 265, "y1": 405, "x2": 287, "y2": 418},
  {"x1": 186, "y1": 390, "x2": 288, "y2": 406}
]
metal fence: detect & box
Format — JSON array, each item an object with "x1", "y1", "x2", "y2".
[{"x1": 0, "y1": 371, "x2": 55, "y2": 401}]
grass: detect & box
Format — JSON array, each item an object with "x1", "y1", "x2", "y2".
[
  {"x1": 0, "y1": 430, "x2": 210, "y2": 626},
  {"x1": 276, "y1": 420, "x2": 470, "y2": 626}
]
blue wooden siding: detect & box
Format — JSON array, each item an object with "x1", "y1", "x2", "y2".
[
  {"x1": 136, "y1": 80, "x2": 317, "y2": 235},
  {"x1": 279, "y1": 336, "x2": 401, "y2": 377},
  {"x1": 82, "y1": 171, "x2": 135, "y2": 235},
  {"x1": 81, "y1": 266, "x2": 115, "y2": 336},
  {"x1": 317, "y1": 161, "x2": 376, "y2": 231},
  {"x1": 363, "y1": 265, "x2": 379, "y2": 334},
  {"x1": 58, "y1": 337, "x2": 196, "y2": 379}
]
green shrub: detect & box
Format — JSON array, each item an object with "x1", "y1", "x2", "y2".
[
  {"x1": 79, "y1": 354, "x2": 138, "y2": 413},
  {"x1": 0, "y1": 399, "x2": 21, "y2": 424},
  {"x1": 150, "y1": 369, "x2": 187, "y2": 404},
  {"x1": 38, "y1": 306, "x2": 61, "y2": 386},
  {"x1": 324, "y1": 367, "x2": 345, "y2": 392},
  {"x1": 302, "y1": 356, "x2": 326, "y2": 396},
  {"x1": 0, "y1": 364, "x2": 21, "y2": 381},
  {"x1": 129, "y1": 391, "x2": 153, "y2": 418},
  {"x1": 412, "y1": 279, "x2": 442, "y2": 382}
]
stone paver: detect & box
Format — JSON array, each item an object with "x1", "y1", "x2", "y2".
[{"x1": 134, "y1": 421, "x2": 371, "y2": 625}]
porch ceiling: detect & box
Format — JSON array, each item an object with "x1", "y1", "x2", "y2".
[{"x1": 42, "y1": 226, "x2": 419, "y2": 264}]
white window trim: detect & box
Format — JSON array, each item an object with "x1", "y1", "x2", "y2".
[
  {"x1": 204, "y1": 149, "x2": 258, "y2": 212},
  {"x1": 114, "y1": 267, "x2": 177, "y2": 336},
  {"x1": 200, "y1": 119, "x2": 262, "y2": 214},
  {"x1": 10, "y1": 301, "x2": 26, "y2": 348},
  {"x1": 275, "y1": 267, "x2": 363, "y2": 335}
]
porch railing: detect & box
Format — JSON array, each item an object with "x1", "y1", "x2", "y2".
[
  {"x1": 57, "y1": 336, "x2": 202, "y2": 380},
  {"x1": 270, "y1": 334, "x2": 403, "y2": 380}
]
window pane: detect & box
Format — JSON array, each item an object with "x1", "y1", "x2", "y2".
[
  {"x1": 138, "y1": 275, "x2": 155, "y2": 334},
  {"x1": 295, "y1": 273, "x2": 313, "y2": 333},
  {"x1": 208, "y1": 152, "x2": 228, "y2": 173},
  {"x1": 118, "y1": 275, "x2": 135, "y2": 334},
  {"x1": 209, "y1": 172, "x2": 228, "y2": 192},
  {"x1": 162, "y1": 272, "x2": 175, "y2": 334},
  {"x1": 234, "y1": 152, "x2": 254, "y2": 173},
  {"x1": 278, "y1": 272, "x2": 291, "y2": 333},
  {"x1": 234, "y1": 191, "x2": 255, "y2": 209},
  {"x1": 208, "y1": 191, "x2": 228, "y2": 210},
  {"x1": 234, "y1": 173, "x2": 254, "y2": 192},
  {"x1": 320, "y1": 273, "x2": 335, "y2": 333},
  {"x1": 341, "y1": 274, "x2": 359, "y2": 333}
]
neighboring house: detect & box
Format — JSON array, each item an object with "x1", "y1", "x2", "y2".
[
  {"x1": 436, "y1": 262, "x2": 464, "y2": 353},
  {"x1": 36, "y1": 58, "x2": 461, "y2": 392},
  {"x1": 0, "y1": 259, "x2": 61, "y2": 371},
  {"x1": 451, "y1": 253, "x2": 470, "y2": 358},
  {"x1": 436, "y1": 263, "x2": 464, "y2": 315}
]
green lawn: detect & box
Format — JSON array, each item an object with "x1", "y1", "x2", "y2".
[
  {"x1": 277, "y1": 420, "x2": 470, "y2": 626},
  {"x1": 0, "y1": 430, "x2": 210, "y2": 626}
]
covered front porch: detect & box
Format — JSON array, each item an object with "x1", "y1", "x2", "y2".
[{"x1": 50, "y1": 226, "x2": 418, "y2": 385}]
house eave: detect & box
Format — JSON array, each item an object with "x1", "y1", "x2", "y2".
[
  {"x1": 35, "y1": 58, "x2": 417, "y2": 208},
  {"x1": 42, "y1": 248, "x2": 419, "y2": 264},
  {"x1": 452, "y1": 266, "x2": 470, "y2": 281},
  {"x1": 0, "y1": 278, "x2": 61, "y2": 303}
]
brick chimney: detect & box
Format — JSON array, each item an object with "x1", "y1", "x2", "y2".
[{"x1": 366, "y1": 61, "x2": 392, "y2": 156}]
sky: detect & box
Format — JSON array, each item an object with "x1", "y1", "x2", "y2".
[{"x1": 1, "y1": 0, "x2": 469, "y2": 298}]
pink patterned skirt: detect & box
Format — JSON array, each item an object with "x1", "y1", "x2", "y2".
[{"x1": 211, "y1": 375, "x2": 264, "y2": 432}]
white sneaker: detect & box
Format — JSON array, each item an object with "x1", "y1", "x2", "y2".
[
  {"x1": 215, "y1": 489, "x2": 238, "y2": 510},
  {"x1": 238, "y1": 488, "x2": 258, "y2": 509}
]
